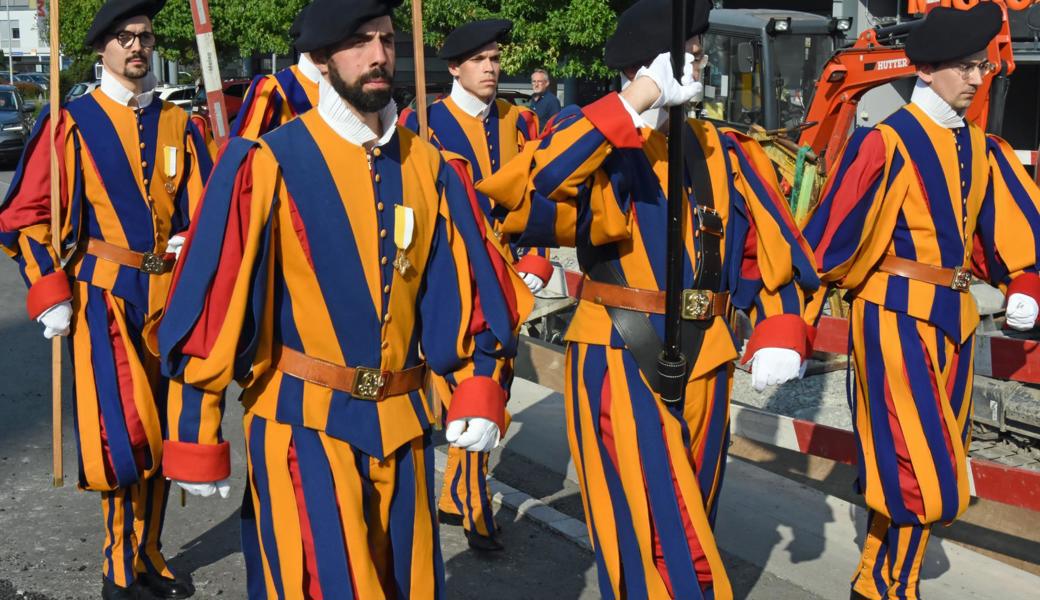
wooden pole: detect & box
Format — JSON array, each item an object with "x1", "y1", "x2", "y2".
[
  {"x1": 189, "y1": 0, "x2": 229, "y2": 146},
  {"x1": 47, "y1": 0, "x2": 62, "y2": 488},
  {"x1": 410, "y1": 0, "x2": 429, "y2": 140}
]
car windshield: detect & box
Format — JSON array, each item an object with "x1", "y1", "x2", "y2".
[{"x1": 0, "y1": 91, "x2": 18, "y2": 111}]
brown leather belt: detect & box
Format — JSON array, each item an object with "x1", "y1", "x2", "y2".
[
  {"x1": 86, "y1": 239, "x2": 175, "y2": 275},
  {"x1": 877, "y1": 255, "x2": 972, "y2": 292},
  {"x1": 273, "y1": 346, "x2": 426, "y2": 401},
  {"x1": 580, "y1": 279, "x2": 730, "y2": 321}
]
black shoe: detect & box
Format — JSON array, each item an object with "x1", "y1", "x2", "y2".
[
  {"x1": 437, "y1": 509, "x2": 464, "y2": 526},
  {"x1": 137, "y1": 571, "x2": 194, "y2": 599},
  {"x1": 101, "y1": 578, "x2": 139, "y2": 600},
  {"x1": 466, "y1": 529, "x2": 505, "y2": 552}
]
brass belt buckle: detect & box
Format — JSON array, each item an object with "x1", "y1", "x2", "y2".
[
  {"x1": 352, "y1": 367, "x2": 386, "y2": 400},
  {"x1": 950, "y1": 267, "x2": 972, "y2": 292},
  {"x1": 140, "y1": 252, "x2": 167, "y2": 275},
  {"x1": 681, "y1": 289, "x2": 712, "y2": 321}
]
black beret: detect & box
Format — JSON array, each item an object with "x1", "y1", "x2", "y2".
[
  {"x1": 437, "y1": 19, "x2": 513, "y2": 61},
  {"x1": 85, "y1": 0, "x2": 166, "y2": 48},
  {"x1": 906, "y1": 2, "x2": 1002, "y2": 65},
  {"x1": 290, "y1": 4, "x2": 311, "y2": 42},
  {"x1": 295, "y1": 0, "x2": 403, "y2": 53},
  {"x1": 605, "y1": 0, "x2": 710, "y2": 70}
]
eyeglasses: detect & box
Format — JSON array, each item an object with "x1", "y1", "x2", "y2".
[
  {"x1": 950, "y1": 60, "x2": 997, "y2": 80},
  {"x1": 112, "y1": 30, "x2": 157, "y2": 49}
]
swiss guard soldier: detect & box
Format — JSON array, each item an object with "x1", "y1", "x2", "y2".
[
  {"x1": 477, "y1": 0, "x2": 819, "y2": 597},
  {"x1": 0, "y1": 1, "x2": 213, "y2": 598},
  {"x1": 802, "y1": 4, "x2": 1040, "y2": 600},
  {"x1": 157, "y1": 0, "x2": 531, "y2": 597},
  {"x1": 229, "y1": 3, "x2": 320, "y2": 139},
  {"x1": 404, "y1": 18, "x2": 548, "y2": 552}
]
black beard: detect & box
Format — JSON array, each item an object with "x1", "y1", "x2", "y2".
[
  {"x1": 124, "y1": 54, "x2": 150, "y2": 79},
  {"x1": 329, "y1": 66, "x2": 393, "y2": 113}
]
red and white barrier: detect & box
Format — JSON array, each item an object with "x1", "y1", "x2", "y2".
[{"x1": 731, "y1": 403, "x2": 1040, "y2": 512}]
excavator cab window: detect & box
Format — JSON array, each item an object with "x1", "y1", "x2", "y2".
[
  {"x1": 772, "y1": 34, "x2": 832, "y2": 132},
  {"x1": 701, "y1": 33, "x2": 764, "y2": 127}
]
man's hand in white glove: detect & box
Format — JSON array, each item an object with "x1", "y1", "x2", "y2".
[
  {"x1": 1006, "y1": 293, "x2": 1039, "y2": 331},
  {"x1": 445, "y1": 417, "x2": 501, "y2": 453},
  {"x1": 637, "y1": 51, "x2": 701, "y2": 110},
  {"x1": 37, "y1": 300, "x2": 72, "y2": 339},
  {"x1": 173, "y1": 478, "x2": 231, "y2": 499},
  {"x1": 519, "y1": 272, "x2": 546, "y2": 294},
  {"x1": 750, "y1": 347, "x2": 803, "y2": 392},
  {"x1": 165, "y1": 235, "x2": 186, "y2": 261}
]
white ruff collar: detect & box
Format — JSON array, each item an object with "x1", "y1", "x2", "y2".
[
  {"x1": 450, "y1": 79, "x2": 494, "y2": 120},
  {"x1": 100, "y1": 66, "x2": 156, "y2": 109},
  {"x1": 316, "y1": 76, "x2": 398, "y2": 148},
  {"x1": 297, "y1": 53, "x2": 322, "y2": 84},
  {"x1": 911, "y1": 78, "x2": 965, "y2": 129}
]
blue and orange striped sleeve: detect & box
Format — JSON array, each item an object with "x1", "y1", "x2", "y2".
[
  {"x1": 0, "y1": 106, "x2": 80, "y2": 320},
  {"x1": 427, "y1": 159, "x2": 533, "y2": 433},
  {"x1": 509, "y1": 105, "x2": 553, "y2": 268},
  {"x1": 170, "y1": 119, "x2": 215, "y2": 234},
  {"x1": 475, "y1": 93, "x2": 637, "y2": 248},
  {"x1": 229, "y1": 75, "x2": 286, "y2": 140},
  {"x1": 801, "y1": 128, "x2": 899, "y2": 326},
  {"x1": 973, "y1": 135, "x2": 1040, "y2": 301},
  {"x1": 159, "y1": 138, "x2": 274, "y2": 482},
  {"x1": 722, "y1": 131, "x2": 820, "y2": 361}
]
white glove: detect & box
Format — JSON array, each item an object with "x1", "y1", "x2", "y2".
[
  {"x1": 173, "y1": 478, "x2": 231, "y2": 499},
  {"x1": 165, "y1": 235, "x2": 186, "y2": 260},
  {"x1": 1006, "y1": 293, "x2": 1039, "y2": 331},
  {"x1": 636, "y1": 51, "x2": 703, "y2": 109},
  {"x1": 37, "y1": 300, "x2": 72, "y2": 339},
  {"x1": 519, "y1": 272, "x2": 546, "y2": 293},
  {"x1": 750, "y1": 347, "x2": 803, "y2": 392},
  {"x1": 445, "y1": 417, "x2": 501, "y2": 453}
]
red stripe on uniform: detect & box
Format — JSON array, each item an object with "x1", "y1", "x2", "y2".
[{"x1": 288, "y1": 441, "x2": 323, "y2": 600}]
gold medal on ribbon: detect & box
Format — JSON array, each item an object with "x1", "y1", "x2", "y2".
[{"x1": 393, "y1": 205, "x2": 415, "y2": 275}]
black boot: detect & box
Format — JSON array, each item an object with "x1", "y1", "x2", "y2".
[
  {"x1": 137, "y1": 571, "x2": 194, "y2": 599},
  {"x1": 437, "y1": 509, "x2": 464, "y2": 526},
  {"x1": 101, "y1": 578, "x2": 139, "y2": 600},
  {"x1": 466, "y1": 529, "x2": 505, "y2": 552}
]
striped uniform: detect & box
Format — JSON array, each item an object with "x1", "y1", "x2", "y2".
[
  {"x1": 229, "y1": 64, "x2": 319, "y2": 140},
  {"x1": 803, "y1": 103, "x2": 1040, "y2": 600},
  {"x1": 0, "y1": 89, "x2": 212, "y2": 587},
  {"x1": 477, "y1": 93, "x2": 819, "y2": 599},
  {"x1": 158, "y1": 110, "x2": 531, "y2": 599},
  {"x1": 405, "y1": 95, "x2": 546, "y2": 540}
]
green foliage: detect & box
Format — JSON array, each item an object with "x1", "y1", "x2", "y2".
[{"x1": 395, "y1": 0, "x2": 635, "y2": 79}]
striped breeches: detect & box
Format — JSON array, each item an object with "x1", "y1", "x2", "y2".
[
  {"x1": 242, "y1": 413, "x2": 444, "y2": 600},
  {"x1": 850, "y1": 299, "x2": 974, "y2": 527},
  {"x1": 851, "y1": 510, "x2": 931, "y2": 600},
  {"x1": 100, "y1": 475, "x2": 173, "y2": 586},
  {"x1": 438, "y1": 447, "x2": 496, "y2": 537},
  {"x1": 69, "y1": 283, "x2": 166, "y2": 491},
  {"x1": 566, "y1": 343, "x2": 733, "y2": 600}
]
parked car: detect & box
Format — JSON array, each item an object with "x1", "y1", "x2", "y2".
[
  {"x1": 0, "y1": 86, "x2": 35, "y2": 164},
  {"x1": 14, "y1": 73, "x2": 48, "y2": 92},
  {"x1": 157, "y1": 84, "x2": 196, "y2": 110},
  {"x1": 65, "y1": 81, "x2": 100, "y2": 103},
  {"x1": 192, "y1": 78, "x2": 251, "y2": 122}
]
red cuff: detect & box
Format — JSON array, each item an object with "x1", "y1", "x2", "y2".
[
  {"x1": 581, "y1": 93, "x2": 644, "y2": 150},
  {"x1": 1007, "y1": 273, "x2": 1040, "y2": 305},
  {"x1": 742, "y1": 314, "x2": 812, "y2": 364},
  {"x1": 162, "y1": 440, "x2": 231, "y2": 483},
  {"x1": 446, "y1": 376, "x2": 507, "y2": 434},
  {"x1": 515, "y1": 253, "x2": 554, "y2": 283},
  {"x1": 26, "y1": 271, "x2": 72, "y2": 320}
]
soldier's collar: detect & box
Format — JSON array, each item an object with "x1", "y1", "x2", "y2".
[
  {"x1": 910, "y1": 78, "x2": 965, "y2": 129},
  {"x1": 99, "y1": 66, "x2": 156, "y2": 109},
  {"x1": 297, "y1": 53, "x2": 322, "y2": 84},
  {"x1": 316, "y1": 76, "x2": 397, "y2": 148},
  {"x1": 450, "y1": 79, "x2": 494, "y2": 120}
]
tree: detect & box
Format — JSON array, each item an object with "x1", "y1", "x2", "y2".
[{"x1": 396, "y1": 0, "x2": 636, "y2": 80}]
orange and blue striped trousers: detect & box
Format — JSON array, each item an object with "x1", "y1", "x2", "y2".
[
  {"x1": 243, "y1": 413, "x2": 444, "y2": 599},
  {"x1": 100, "y1": 476, "x2": 174, "y2": 587},
  {"x1": 848, "y1": 298, "x2": 974, "y2": 599},
  {"x1": 566, "y1": 343, "x2": 733, "y2": 600}
]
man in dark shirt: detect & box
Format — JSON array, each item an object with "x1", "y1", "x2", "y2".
[{"x1": 528, "y1": 68, "x2": 560, "y2": 130}]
